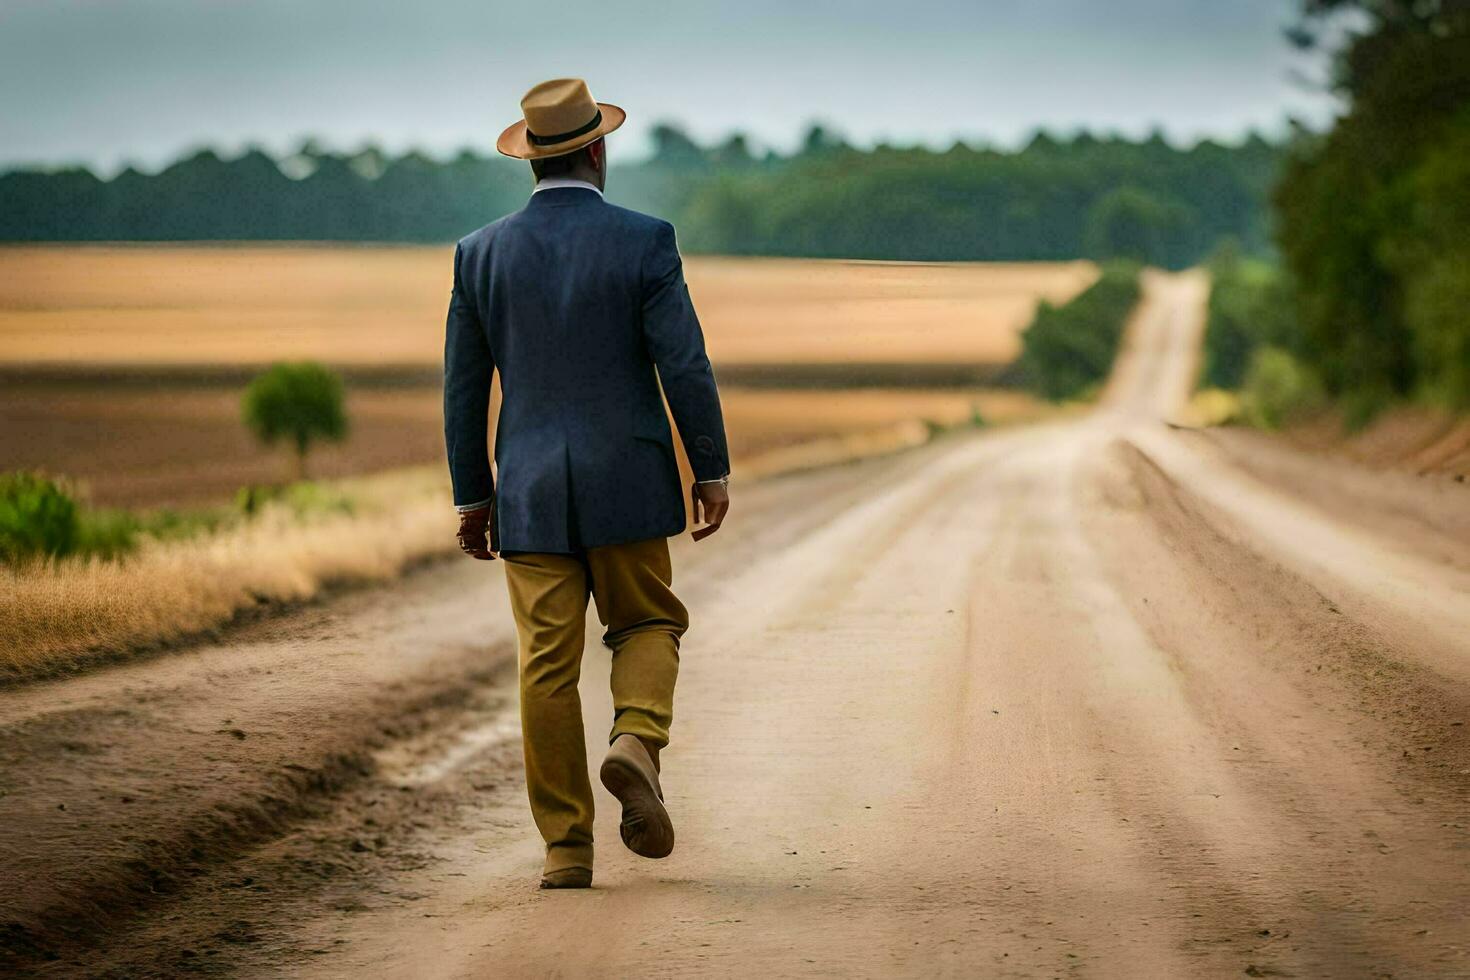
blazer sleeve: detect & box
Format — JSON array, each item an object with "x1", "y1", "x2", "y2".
[
  {"x1": 443, "y1": 242, "x2": 496, "y2": 508},
  {"x1": 640, "y1": 221, "x2": 730, "y2": 482}
]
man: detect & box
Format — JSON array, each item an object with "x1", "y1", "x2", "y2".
[{"x1": 444, "y1": 78, "x2": 730, "y2": 890}]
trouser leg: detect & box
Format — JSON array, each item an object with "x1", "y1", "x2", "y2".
[
  {"x1": 501, "y1": 551, "x2": 595, "y2": 872},
  {"x1": 586, "y1": 537, "x2": 689, "y2": 750}
]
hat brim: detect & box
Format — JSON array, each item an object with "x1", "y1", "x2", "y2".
[{"x1": 496, "y1": 103, "x2": 626, "y2": 160}]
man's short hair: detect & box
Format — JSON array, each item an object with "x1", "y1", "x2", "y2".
[{"x1": 529, "y1": 140, "x2": 599, "y2": 180}]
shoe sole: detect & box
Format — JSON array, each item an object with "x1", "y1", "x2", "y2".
[
  {"x1": 599, "y1": 755, "x2": 675, "y2": 859},
  {"x1": 539, "y1": 867, "x2": 593, "y2": 889}
]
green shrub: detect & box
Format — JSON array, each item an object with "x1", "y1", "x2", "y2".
[
  {"x1": 1401, "y1": 257, "x2": 1470, "y2": 410},
  {"x1": 1018, "y1": 263, "x2": 1142, "y2": 402},
  {"x1": 1240, "y1": 347, "x2": 1325, "y2": 429},
  {"x1": 74, "y1": 509, "x2": 142, "y2": 561},
  {"x1": 1201, "y1": 250, "x2": 1297, "y2": 390},
  {"x1": 0, "y1": 471, "x2": 251, "y2": 566},
  {"x1": 0, "y1": 472, "x2": 81, "y2": 564},
  {"x1": 1340, "y1": 385, "x2": 1393, "y2": 433},
  {"x1": 242, "y1": 362, "x2": 349, "y2": 480},
  {"x1": 1382, "y1": 111, "x2": 1470, "y2": 411}
]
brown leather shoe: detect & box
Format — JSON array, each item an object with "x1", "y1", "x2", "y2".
[
  {"x1": 539, "y1": 866, "x2": 593, "y2": 889},
  {"x1": 599, "y1": 734, "x2": 674, "y2": 859}
]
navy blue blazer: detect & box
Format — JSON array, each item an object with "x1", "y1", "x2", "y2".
[{"x1": 444, "y1": 186, "x2": 729, "y2": 553}]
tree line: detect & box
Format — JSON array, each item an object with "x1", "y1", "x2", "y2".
[
  {"x1": 1271, "y1": 0, "x2": 1470, "y2": 417},
  {"x1": 1196, "y1": 0, "x2": 1470, "y2": 423},
  {"x1": 0, "y1": 126, "x2": 1283, "y2": 270}
]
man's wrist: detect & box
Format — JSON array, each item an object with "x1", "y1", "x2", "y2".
[
  {"x1": 695, "y1": 473, "x2": 729, "y2": 488},
  {"x1": 456, "y1": 496, "x2": 493, "y2": 513}
]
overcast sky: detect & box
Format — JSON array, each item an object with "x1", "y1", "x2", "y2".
[{"x1": 0, "y1": 0, "x2": 1337, "y2": 174}]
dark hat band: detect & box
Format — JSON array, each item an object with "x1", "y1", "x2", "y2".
[{"x1": 527, "y1": 109, "x2": 603, "y2": 147}]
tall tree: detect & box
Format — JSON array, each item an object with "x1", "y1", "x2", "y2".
[{"x1": 1275, "y1": 0, "x2": 1470, "y2": 411}]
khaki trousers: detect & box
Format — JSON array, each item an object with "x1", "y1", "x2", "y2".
[{"x1": 501, "y1": 537, "x2": 688, "y2": 873}]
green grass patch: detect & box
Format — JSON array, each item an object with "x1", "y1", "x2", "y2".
[
  {"x1": 1239, "y1": 347, "x2": 1326, "y2": 430},
  {"x1": 2, "y1": 470, "x2": 363, "y2": 567}
]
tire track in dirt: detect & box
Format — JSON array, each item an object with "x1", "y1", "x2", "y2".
[
  {"x1": 1081, "y1": 438, "x2": 1470, "y2": 976},
  {"x1": 1180, "y1": 427, "x2": 1470, "y2": 572},
  {"x1": 1130, "y1": 426, "x2": 1470, "y2": 681}
]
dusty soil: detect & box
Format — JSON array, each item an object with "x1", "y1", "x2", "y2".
[
  {"x1": 0, "y1": 247, "x2": 1090, "y2": 369},
  {"x1": 3, "y1": 271, "x2": 1468, "y2": 978},
  {"x1": 1241, "y1": 408, "x2": 1470, "y2": 481}
]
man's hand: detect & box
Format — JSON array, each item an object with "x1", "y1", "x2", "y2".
[
  {"x1": 457, "y1": 504, "x2": 496, "y2": 560},
  {"x1": 691, "y1": 481, "x2": 729, "y2": 542}
]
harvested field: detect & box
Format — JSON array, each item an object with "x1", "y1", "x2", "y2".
[
  {"x1": 683, "y1": 257, "x2": 1095, "y2": 365},
  {"x1": 0, "y1": 247, "x2": 1075, "y2": 507},
  {"x1": 0, "y1": 246, "x2": 1092, "y2": 370}
]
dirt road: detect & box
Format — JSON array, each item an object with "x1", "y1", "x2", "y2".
[{"x1": 4, "y1": 271, "x2": 1468, "y2": 978}]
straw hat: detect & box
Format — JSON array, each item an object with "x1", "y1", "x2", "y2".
[{"x1": 496, "y1": 78, "x2": 626, "y2": 160}]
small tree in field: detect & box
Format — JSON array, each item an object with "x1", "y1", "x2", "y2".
[{"x1": 242, "y1": 362, "x2": 348, "y2": 481}]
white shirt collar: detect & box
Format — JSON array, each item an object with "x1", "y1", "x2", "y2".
[{"x1": 532, "y1": 177, "x2": 604, "y2": 198}]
